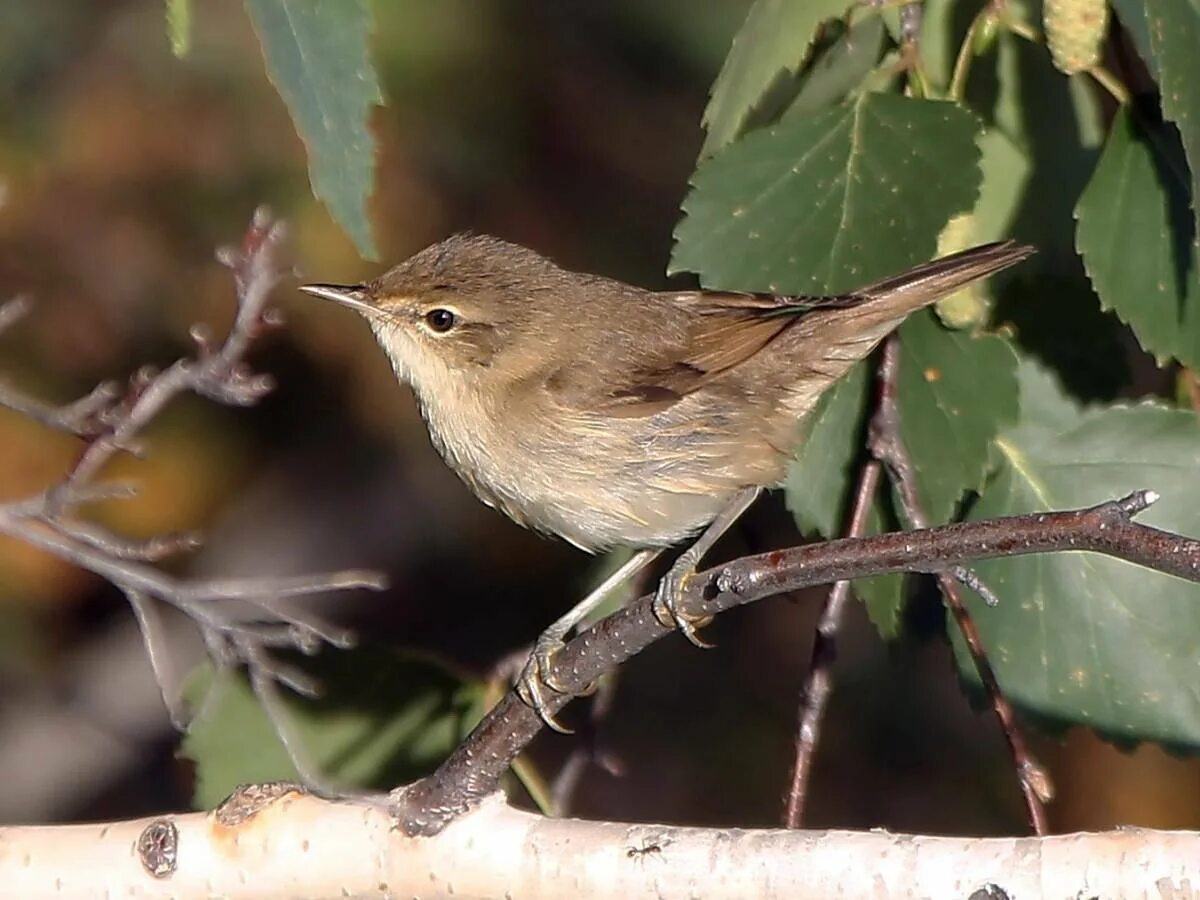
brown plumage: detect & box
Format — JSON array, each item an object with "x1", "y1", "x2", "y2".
[{"x1": 302, "y1": 235, "x2": 1032, "y2": 553}]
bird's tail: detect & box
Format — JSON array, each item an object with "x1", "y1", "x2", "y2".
[
  {"x1": 853, "y1": 240, "x2": 1035, "y2": 309},
  {"x1": 773, "y1": 240, "x2": 1034, "y2": 416}
]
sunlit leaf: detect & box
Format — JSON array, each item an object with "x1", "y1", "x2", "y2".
[
  {"x1": 166, "y1": 0, "x2": 190, "y2": 58},
  {"x1": 957, "y1": 361, "x2": 1200, "y2": 748}
]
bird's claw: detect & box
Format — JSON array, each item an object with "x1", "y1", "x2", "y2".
[
  {"x1": 652, "y1": 567, "x2": 714, "y2": 649},
  {"x1": 515, "y1": 632, "x2": 583, "y2": 733}
]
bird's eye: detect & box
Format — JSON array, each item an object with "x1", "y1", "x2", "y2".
[{"x1": 424, "y1": 308, "x2": 457, "y2": 333}]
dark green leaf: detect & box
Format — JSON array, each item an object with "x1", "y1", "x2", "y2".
[
  {"x1": 855, "y1": 499, "x2": 908, "y2": 639},
  {"x1": 781, "y1": 18, "x2": 886, "y2": 121},
  {"x1": 896, "y1": 312, "x2": 1020, "y2": 524},
  {"x1": 785, "y1": 360, "x2": 906, "y2": 638},
  {"x1": 673, "y1": 93, "x2": 983, "y2": 293},
  {"x1": 245, "y1": 0, "x2": 382, "y2": 259},
  {"x1": 1076, "y1": 107, "x2": 1200, "y2": 368},
  {"x1": 1146, "y1": 0, "x2": 1200, "y2": 240},
  {"x1": 182, "y1": 648, "x2": 484, "y2": 808},
  {"x1": 1111, "y1": 0, "x2": 1154, "y2": 71},
  {"x1": 786, "y1": 361, "x2": 871, "y2": 538},
  {"x1": 973, "y1": 27, "x2": 1125, "y2": 400},
  {"x1": 957, "y1": 361, "x2": 1200, "y2": 748},
  {"x1": 701, "y1": 0, "x2": 850, "y2": 156}
]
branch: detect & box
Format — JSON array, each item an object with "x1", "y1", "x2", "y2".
[
  {"x1": 869, "y1": 336, "x2": 1050, "y2": 834},
  {"x1": 393, "y1": 490, "x2": 1200, "y2": 834},
  {"x1": 783, "y1": 459, "x2": 881, "y2": 827},
  {"x1": 0, "y1": 209, "x2": 386, "y2": 775},
  {"x1": 1, "y1": 788, "x2": 1197, "y2": 898}
]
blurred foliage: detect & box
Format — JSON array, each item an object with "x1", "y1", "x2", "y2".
[
  {"x1": 183, "y1": 649, "x2": 487, "y2": 808},
  {"x1": 3, "y1": 0, "x2": 1200, "y2": 839}
]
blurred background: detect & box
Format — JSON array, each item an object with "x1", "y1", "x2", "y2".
[{"x1": 1, "y1": 0, "x2": 1197, "y2": 833}]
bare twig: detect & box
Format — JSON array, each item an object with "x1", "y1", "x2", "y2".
[
  {"x1": 784, "y1": 460, "x2": 881, "y2": 828},
  {"x1": 0, "y1": 209, "x2": 387, "y2": 781},
  {"x1": 868, "y1": 336, "x2": 1050, "y2": 834},
  {"x1": 393, "y1": 488, "x2": 1198, "y2": 835},
  {"x1": 44, "y1": 208, "x2": 282, "y2": 513}
]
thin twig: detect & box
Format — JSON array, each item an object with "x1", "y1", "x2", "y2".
[
  {"x1": 393, "y1": 488, "x2": 1198, "y2": 836},
  {"x1": 784, "y1": 460, "x2": 881, "y2": 828},
  {"x1": 44, "y1": 207, "x2": 282, "y2": 513},
  {"x1": 868, "y1": 336, "x2": 1050, "y2": 834},
  {"x1": 0, "y1": 209, "x2": 387, "y2": 784},
  {"x1": 0, "y1": 378, "x2": 120, "y2": 438}
]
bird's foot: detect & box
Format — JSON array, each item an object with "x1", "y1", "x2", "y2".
[
  {"x1": 651, "y1": 557, "x2": 714, "y2": 649},
  {"x1": 515, "y1": 629, "x2": 592, "y2": 733}
]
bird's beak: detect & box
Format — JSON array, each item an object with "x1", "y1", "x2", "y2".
[{"x1": 298, "y1": 283, "x2": 376, "y2": 316}]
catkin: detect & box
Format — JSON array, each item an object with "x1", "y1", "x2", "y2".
[
  {"x1": 1043, "y1": 0, "x2": 1109, "y2": 75},
  {"x1": 934, "y1": 214, "x2": 990, "y2": 330}
]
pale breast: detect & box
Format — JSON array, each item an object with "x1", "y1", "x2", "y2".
[{"x1": 414, "y1": 375, "x2": 792, "y2": 553}]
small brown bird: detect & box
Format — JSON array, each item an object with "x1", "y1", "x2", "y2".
[{"x1": 301, "y1": 236, "x2": 1032, "y2": 728}]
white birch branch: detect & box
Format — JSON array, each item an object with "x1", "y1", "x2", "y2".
[{"x1": 1, "y1": 787, "x2": 1196, "y2": 899}]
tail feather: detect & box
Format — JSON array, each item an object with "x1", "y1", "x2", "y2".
[
  {"x1": 775, "y1": 240, "x2": 1034, "y2": 413},
  {"x1": 855, "y1": 240, "x2": 1035, "y2": 308}
]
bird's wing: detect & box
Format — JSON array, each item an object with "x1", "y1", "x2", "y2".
[
  {"x1": 544, "y1": 290, "x2": 851, "y2": 418},
  {"x1": 542, "y1": 241, "x2": 1034, "y2": 419}
]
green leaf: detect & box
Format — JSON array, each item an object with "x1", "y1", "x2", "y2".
[
  {"x1": 982, "y1": 27, "x2": 1129, "y2": 402},
  {"x1": 1076, "y1": 107, "x2": 1200, "y2": 368},
  {"x1": 786, "y1": 360, "x2": 907, "y2": 637},
  {"x1": 245, "y1": 0, "x2": 382, "y2": 259},
  {"x1": 787, "y1": 361, "x2": 871, "y2": 538},
  {"x1": 700, "y1": 0, "x2": 850, "y2": 157},
  {"x1": 166, "y1": 0, "x2": 190, "y2": 58},
  {"x1": 673, "y1": 93, "x2": 983, "y2": 293},
  {"x1": 855, "y1": 500, "x2": 908, "y2": 639},
  {"x1": 1146, "y1": 0, "x2": 1200, "y2": 240},
  {"x1": 782, "y1": 18, "x2": 886, "y2": 121},
  {"x1": 896, "y1": 312, "x2": 1020, "y2": 524},
  {"x1": 957, "y1": 361, "x2": 1200, "y2": 748},
  {"x1": 1110, "y1": 0, "x2": 1154, "y2": 72},
  {"x1": 182, "y1": 648, "x2": 484, "y2": 808}
]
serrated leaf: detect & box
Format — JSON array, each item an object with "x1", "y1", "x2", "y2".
[
  {"x1": 896, "y1": 312, "x2": 1020, "y2": 524},
  {"x1": 1146, "y1": 0, "x2": 1200, "y2": 240},
  {"x1": 782, "y1": 18, "x2": 885, "y2": 121},
  {"x1": 1076, "y1": 107, "x2": 1200, "y2": 367},
  {"x1": 182, "y1": 648, "x2": 484, "y2": 808},
  {"x1": 673, "y1": 93, "x2": 983, "y2": 293},
  {"x1": 245, "y1": 0, "x2": 382, "y2": 259},
  {"x1": 701, "y1": 0, "x2": 849, "y2": 157},
  {"x1": 166, "y1": 0, "x2": 190, "y2": 57},
  {"x1": 957, "y1": 361, "x2": 1200, "y2": 748}
]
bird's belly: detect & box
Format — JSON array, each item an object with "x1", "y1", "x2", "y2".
[
  {"x1": 422, "y1": 391, "x2": 789, "y2": 553},
  {"x1": 519, "y1": 479, "x2": 736, "y2": 552}
]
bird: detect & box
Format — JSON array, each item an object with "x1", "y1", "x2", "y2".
[{"x1": 300, "y1": 234, "x2": 1033, "y2": 729}]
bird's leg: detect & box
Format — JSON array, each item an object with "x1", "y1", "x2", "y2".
[
  {"x1": 653, "y1": 486, "x2": 762, "y2": 648},
  {"x1": 517, "y1": 547, "x2": 663, "y2": 733}
]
